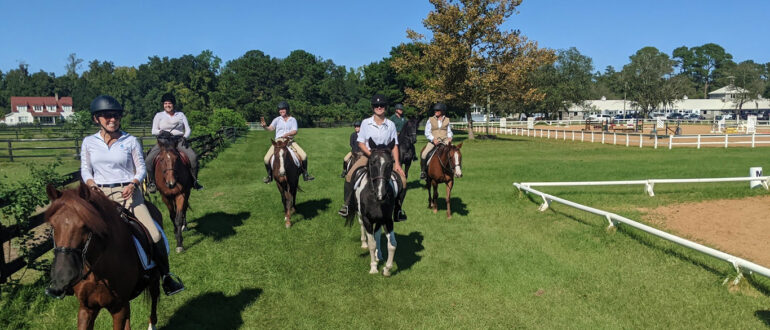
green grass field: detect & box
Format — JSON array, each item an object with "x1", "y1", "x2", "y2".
[{"x1": 4, "y1": 127, "x2": 770, "y2": 328}]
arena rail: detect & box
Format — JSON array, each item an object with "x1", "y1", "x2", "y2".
[
  {"x1": 519, "y1": 176, "x2": 770, "y2": 197},
  {"x1": 513, "y1": 182, "x2": 770, "y2": 281}
]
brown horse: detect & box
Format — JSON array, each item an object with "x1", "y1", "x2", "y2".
[
  {"x1": 425, "y1": 143, "x2": 463, "y2": 218},
  {"x1": 155, "y1": 132, "x2": 191, "y2": 253},
  {"x1": 44, "y1": 183, "x2": 164, "y2": 330},
  {"x1": 270, "y1": 138, "x2": 300, "y2": 228}
]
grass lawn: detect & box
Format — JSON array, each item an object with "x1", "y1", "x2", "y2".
[{"x1": 4, "y1": 127, "x2": 770, "y2": 328}]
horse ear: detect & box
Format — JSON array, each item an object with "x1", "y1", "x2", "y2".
[
  {"x1": 78, "y1": 182, "x2": 91, "y2": 200},
  {"x1": 456, "y1": 142, "x2": 463, "y2": 149},
  {"x1": 368, "y1": 137, "x2": 375, "y2": 147},
  {"x1": 46, "y1": 184, "x2": 62, "y2": 202},
  {"x1": 387, "y1": 139, "x2": 395, "y2": 150}
]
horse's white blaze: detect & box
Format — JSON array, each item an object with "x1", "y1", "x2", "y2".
[
  {"x1": 376, "y1": 157, "x2": 386, "y2": 198},
  {"x1": 278, "y1": 149, "x2": 286, "y2": 176},
  {"x1": 454, "y1": 152, "x2": 462, "y2": 177}
]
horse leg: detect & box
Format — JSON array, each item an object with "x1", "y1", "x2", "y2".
[
  {"x1": 374, "y1": 226, "x2": 383, "y2": 262},
  {"x1": 446, "y1": 180, "x2": 454, "y2": 219},
  {"x1": 148, "y1": 277, "x2": 160, "y2": 330},
  {"x1": 174, "y1": 194, "x2": 185, "y2": 253},
  {"x1": 358, "y1": 216, "x2": 367, "y2": 249},
  {"x1": 77, "y1": 306, "x2": 98, "y2": 330},
  {"x1": 432, "y1": 181, "x2": 439, "y2": 214},
  {"x1": 363, "y1": 219, "x2": 378, "y2": 274},
  {"x1": 107, "y1": 303, "x2": 130, "y2": 330},
  {"x1": 283, "y1": 189, "x2": 293, "y2": 228},
  {"x1": 382, "y1": 226, "x2": 397, "y2": 277},
  {"x1": 426, "y1": 178, "x2": 433, "y2": 209}
]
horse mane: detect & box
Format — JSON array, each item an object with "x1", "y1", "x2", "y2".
[{"x1": 46, "y1": 188, "x2": 118, "y2": 239}]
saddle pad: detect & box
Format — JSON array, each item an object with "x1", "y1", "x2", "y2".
[
  {"x1": 269, "y1": 147, "x2": 300, "y2": 168},
  {"x1": 353, "y1": 172, "x2": 400, "y2": 211},
  {"x1": 132, "y1": 220, "x2": 169, "y2": 271}
]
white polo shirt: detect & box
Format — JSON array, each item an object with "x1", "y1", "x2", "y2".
[
  {"x1": 152, "y1": 111, "x2": 191, "y2": 138},
  {"x1": 270, "y1": 116, "x2": 298, "y2": 140},
  {"x1": 80, "y1": 131, "x2": 146, "y2": 185},
  {"x1": 357, "y1": 116, "x2": 399, "y2": 150}
]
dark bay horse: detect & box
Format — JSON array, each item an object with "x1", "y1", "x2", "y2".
[
  {"x1": 270, "y1": 138, "x2": 300, "y2": 228},
  {"x1": 155, "y1": 132, "x2": 191, "y2": 253},
  {"x1": 425, "y1": 143, "x2": 463, "y2": 218},
  {"x1": 397, "y1": 116, "x2": 421, "y2": 178},
  {"x1": 45, "y1": 183, "x2": 164, "y2": 330},
  {"x1": 355, "y1": 138, "x2": 398, "y2": 276}
]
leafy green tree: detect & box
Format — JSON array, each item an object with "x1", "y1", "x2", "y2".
[
  {"x1": 529, "y1": 47, "x2": 594, "y2": 119},
  {"x1": 212, "y1": 50, "x2": 282, "y2": 121},
  {"x1": 673, "y1": 43, "x2": 734, "y2": 98},
  {"x1": 721, "y1": 60, "x2": 765, "y2": 111},
  {"x1": 621, "y1": 47, "x2": 680, "y2": 116}
]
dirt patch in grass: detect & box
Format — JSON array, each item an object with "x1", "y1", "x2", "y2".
[{"x1": 642, "y1": 195, "x2": 770, "y2": 266}]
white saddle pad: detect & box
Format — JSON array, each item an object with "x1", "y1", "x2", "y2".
[
  {"x1": 133, "y1": 220, "x2": 169, "y2": 270},
  {"x1": 270, "y1": 147, "x2": 300, "y2": 168}
]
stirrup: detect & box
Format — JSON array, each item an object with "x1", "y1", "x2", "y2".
[
  {"x1": 147, "y1": 182, "x2": 157, "y2": 193},
  {"x1": 193, "y1": 180, "x2": 204, "y2": 190},
  {"x1": 419, "y1": 172, "x2": 427, "y2": 180},
  {"x1": 338, "y1": 205, "x2": 349, "y2": 217},
  {"x1": 162, "y1": 273, "x2": 185, "y2": 296},
  {"x1": 263, "y1": 176, "x2": 272, "y2": 184},
  {"x1": 303, "y1": 173, "x2": 315, "y2": 181},
  {"x1": 395, "y1": 210, "x2": 407, "y2": 222},
  {"x1": 340, "y1": 171, "x2": 347, "y2": 178}
]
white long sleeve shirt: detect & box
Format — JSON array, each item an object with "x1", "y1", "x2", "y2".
[
  {"x1": 357, "y1": 116, "x2": 398, "y2": 150},
  {"x1": 151, "y1": 111, "x2": 191, "y2": 138},
  {"x1": 270, "y1": 116, "x2": 298, "y2": 140},
  {"x1": 424, "y1": 117, "x2": 453, "y2": 142},
  {"x1": 80, "y1": 131, "x2": 146, "y2": 184}
]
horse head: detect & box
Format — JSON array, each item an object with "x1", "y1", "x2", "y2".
[
  {"x1": 367, "y1": 138, "x2": 395, "y2": 201},
  {"x1": 271, "y1": 138, "x2": 291, "y2": 177},
  {"x1": 44, "y1": 183, "x2": 111, "y2": 299},
  {"x1": 448, "y1": 142, "x2": 463, "y2": 178}
]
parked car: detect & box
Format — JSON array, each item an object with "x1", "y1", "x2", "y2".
[
  {"x1": 588, "y1": 114, "x2": 613, "y2": 122},
  {"x1": 667, "y1": 113, "x2": 684, "y2": 120},
  {"x1": 685, "y1": 113, "x2": 704, "y2": 120}
]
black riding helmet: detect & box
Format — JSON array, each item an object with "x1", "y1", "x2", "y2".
[
  {"x1": 161, "y1": 92, "x2": 176, "y2": 105},
  {"x1": 277, "y1": 101, "x2": 290, "y2": 112},
  {"x1": 354, "y1": 120, "x2": 362, "y2": 127},
  {"x1": 90, "y1": 95, "x2": 124, "y2": 115},
  {"x1": 371, "y1": 94, "x2": 388, "y2": 108},
  {"x1": 432, "y1": 102, "x2": 447, "y2": 114},
  {"x1": 394, "y1": 103, "x2": 404, "y2": 111}
]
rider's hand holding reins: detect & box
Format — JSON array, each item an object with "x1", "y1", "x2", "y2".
[{"x1": 121, "y1": 181, "x2": 138, "y2": 199}]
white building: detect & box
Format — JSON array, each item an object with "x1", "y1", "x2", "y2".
[{"x1": 2, "y1": 95, "x2": 75, "y2": 126}]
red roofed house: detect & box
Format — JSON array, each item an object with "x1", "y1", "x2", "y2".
[{"x1": 2, "y1": 95, "x2": 75, "y2": 126}]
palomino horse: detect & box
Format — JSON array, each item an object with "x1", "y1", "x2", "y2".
[
  {"x1": 354, "y1": 138, "x2": 398, "y2": 276},
  {"x1": 398, "y1": 116, "x2": 421, "y2": 178},
  {"x1": 424, "y1": 142, "x2": 463, "y2": 218},
  {"x1": 44, "y1": 183, "x2": 164, "y2": 330},
  {"x1": 155, "y1": 131, "x2": 191, "y2": 253},
  {"x1": 270, "y1": 138, "x2": 300, "y2": 228}
]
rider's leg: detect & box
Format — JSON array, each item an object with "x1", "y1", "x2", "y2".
[
  {"x1": 394, "y1": 170, "x2": 408, "y2": 221},
  {"x1": 420, "y1": 143, "x2": 434, "y2": 180},
  {"x1": 291, "y1": 143, "x2": 314, "y2": 181},
  {"x1": 145, "y1": 145, "x2": 161, "y2": 193},
  {"x1": 178, "y1": 140, "x2": 203, "y2": 190},
  {"x1": 339, "y1": 155, "x2": 368, "y2": 216},
  {"x1": 263, "y1": 146, "x2": 274, "y2": 183},
  {"x1": 341, "y1": 152, "x2": 352, "y2": 178}
]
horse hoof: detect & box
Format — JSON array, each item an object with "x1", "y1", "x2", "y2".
[
  {"x1": 361, "y1": 242, "x2": 368, "y2": 249},
  {"x1": 285, "y1": 222, "x2": 292, "y2": 228},
  {"x1": 447, "y1": 215, "x2": 452, "y2": 219},
  {"x1": 175, "y1": 247, "x2": 184, "y2": 253},
  {"x1": 382, "y1": 267, "x2": 392, "y2": 277},
  {"x1": 369, "y1": 267, "x2": 379, "y2": 274},
  {"x1": 433, "y1": 209, "x2": 437, "y2": 214}
]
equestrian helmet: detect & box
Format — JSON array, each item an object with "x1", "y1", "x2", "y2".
[
  {"x1": 432, "y1": 102, "x2": 447, "y2": 113},
  {"x1": 90, "y1": 95, "x2": 124, "y2": 115},
  {"x1": 371, "y1": 94, "x2": 388, "y2": 107},
  {"x1": 161, "y1": 92, "x2": 176, "y2": 105},
  {"x1": 394, "y1": 103, "x2": 404, "y2": 111},
  {"x1": 353, "y1": 120, "x2": 362, "y2": 127},
  {"x1": 277, "y1": 101, "x2": 290, "y2": 112}
]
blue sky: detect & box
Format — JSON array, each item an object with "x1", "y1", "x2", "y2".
[{"x1": 1, "y1": 0, "x2": 768, "y2": 76}]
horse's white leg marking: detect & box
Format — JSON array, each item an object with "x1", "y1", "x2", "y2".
[
  {"x1": 148, "y1": 322, "x2": 157, "y2": 330},
  {"x1": 374, "y1": 227, "x2": 383, "y2": 262},
  {"x1": 454, "y1": 152, "x2": 462, "y2": 177},
  {"x1": 366, "y1": 232, "x2": 378, "y2": 274},
  {"x1": 359, "y1": 217, "x2": 367, "y2": 249},
  {"x1": 383, "y1": 230, "x2": 397, "y2": 277},
  {"x1": 279, "y1": 149, "x2": 285, "y2": 176}
]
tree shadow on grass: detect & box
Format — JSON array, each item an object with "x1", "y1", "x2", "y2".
[
  {"x1": 754, "y1": 310, "x2": 770, "y2": 327},
  {"x1": 161, "y1": 288, "x2": 262, "y2": 330},
  {"x1": 192, "y1": 211, "x2": 250, "y2": 241},
  {"x1": 295, "y1": 198, "x2": 331, "y2": 221}
]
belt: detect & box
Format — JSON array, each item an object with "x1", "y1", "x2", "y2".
[{"x1": 96, "y1": 182, "x2": 133, "y2": 188}]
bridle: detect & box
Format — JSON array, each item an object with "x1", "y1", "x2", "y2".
[
  {"x1": 367, "y1": 150, "x2": 394, "y2": 196},
  {"x1": 438, "y1": 145, "x2": 461, "y2": 175},
  {"x1": 50, "y1": 230, "x2": 101, "y2": 293}
]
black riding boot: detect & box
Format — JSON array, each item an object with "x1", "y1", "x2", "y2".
[
  {"x1": 302, "y1": 159, "x2": 315, "y2": 181},
  {"x1": 394, "y1": 186, "x2": 407, "y2": 222},
  {"x1": 340, "y1": 161, "x2": 348, "y2": 178},
  {"x1": 153, "y1": 241, "x2": 185, "y2": 296},
  {"x1": 147, "y1": 167, "x2": 157, "y2": 193},
  {"x1": 338, "y1": 181, "x2": 353, "y2": 217},
  {"x1": 419, "y1": 157, "x2": 428, "y2": 180},
  {"x1": 263, "y1": 164, "x2": 273, "y2": 184},
  {"x1": 191, "y1": 166, "x2": 204, "y2": 190}
]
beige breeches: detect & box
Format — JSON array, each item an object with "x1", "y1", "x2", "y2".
[
  {"x1": 264, "y1": 139, "x2": 307, "y2": 164},
  {"x1": 99, "y1": 186, "x2": 162, "y2": 243},
  {"x1": 344, "y1": 155, "x2": 407, "y2": 189}
]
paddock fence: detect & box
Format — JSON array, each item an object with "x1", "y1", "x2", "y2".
[{"x1": 514, "y1": 176, "x2": 770, "y2": 281}]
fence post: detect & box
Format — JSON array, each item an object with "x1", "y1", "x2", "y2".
[
  {"x1": 613, "y1": 133, "x2": 617, "y2": 145},
  {"x1": 752, "y1": 133, "x2": 755, "y2": 148},
  {"x1": 669, "y1": 135, "x2": 673, "y2": 149},
  {"x1": 74, "y1": 138, "x2": 80, "y2": 159},
  {"x1": 0, "y1": 226, "x2": 6, "y2": 283},
  {"x1": 626, "y1": 133, "x2": 629, "y2": 147},
  {"x1": 572, "y1": 131, "x2": 575, "y2": 141},
  {"x1": 724, "y1": 134, "x2": 728, "y2": 148},
  {"x1": 654, "y1": 136, "x2": 658, "y2": 149},
  {"x1": 639, "y1": 134, "x2": 643, "y2": 148},
  {"x1": 7, "y1": 141, "x2": 13, "y2": 162}
]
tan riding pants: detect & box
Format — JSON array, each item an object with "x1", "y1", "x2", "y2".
[
  {"x1": 345, "y1": 155, "x2": 407, "y2": 189},
  {"x1": 264, "y1": 139, "x2": 307, "y2": 164},
  {"x1": 421, "y1": 138, "x2": 450, "y2": 159},
  {"x1": 99, "y1": 185, "x2": 162, "y2": 243},
  {"x1": 343, "y1": 152, "x2": 353, "y2": 162}
]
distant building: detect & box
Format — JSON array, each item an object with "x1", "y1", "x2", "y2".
[{"x1": 2, "y1": 95, "x2": 74, "y2": 126}]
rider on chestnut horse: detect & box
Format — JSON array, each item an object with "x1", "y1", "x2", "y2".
[
  {"x1": 261, "y1": 101, "x2": 315, "y2": 183},
  {"x1": 146, "y1": 93, "x2": 203, "y2": 193},
  {"x1": 420, "y1": 103, "x2": 454, "y2": 181}
]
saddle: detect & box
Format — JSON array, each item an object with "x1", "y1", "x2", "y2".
[
  {"x1": 117, "y1": 206, "x2": 162, "y2": 270},
  {"x1": 426, "y1": 144, "x2": 448, "y2": 165}
]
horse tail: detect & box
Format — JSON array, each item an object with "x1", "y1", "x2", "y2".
[{"x1": 344, "y1": 213, "x2": 356, "y2": 227}]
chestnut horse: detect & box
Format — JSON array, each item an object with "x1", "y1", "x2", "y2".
[
  {"x1": 424, "y1": 143, "x2": 463, "y2": 218},
  {"x1": 270, "y1": 138, "x2": 300, "y2": 228},
  {"x1": 155, "y1": 132, "x2": 191, "y2": 253},
  {"x1": 44, "y1": 183, "x2": 164, "y2": 330}
]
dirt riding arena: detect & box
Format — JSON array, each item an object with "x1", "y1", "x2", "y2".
[{"x1": 642, "y1": 195, "x2": 770, "y2": 267}]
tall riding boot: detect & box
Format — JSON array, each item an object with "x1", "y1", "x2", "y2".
[
  {"x1": 191, "y1": 165, "x2": 204, "y2": 190},
  {"x1": 262, "y1": 164, "x2": 273, "y2": 184},
  {"x1": 153, "y1": 241, "x2": 185, "y2": 296},
  {"x1": 419, "y1": 157, "x2": 428, "y2": 180},
  {"x1": 338, "y1": 181, "x2": 354, "y2": 217},
  {"x1": 301, "y1": 159, "x2": 315, "y2": 181},
  {"x1": 394, "y1": 186, "x2": 407, "y2": 222},
  {"x1": 340, "y1": 161, "x2": 348, "y2": 178},
  {"x1": 147, "y1": 166, "x2": 157, "y2": 193}
]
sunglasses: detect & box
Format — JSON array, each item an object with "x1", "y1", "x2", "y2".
[
  {"x1": 98, "y1": 112, "x2": 122, "y2": 119},
  {"x1": 373, "y1": 104, "x2": 386, "y2": 109}
]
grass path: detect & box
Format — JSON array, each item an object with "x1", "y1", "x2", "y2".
[{"x1": 10, "y1": 128, "x2": 770, "y2": 328}]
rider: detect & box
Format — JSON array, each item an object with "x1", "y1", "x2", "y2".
[
  {"x1": 390, "y1": 103, "x2": 407, "y2": 133},
  {"x1": 420, "y1": 102, "x2": 454, "y2": 180},
  {"x1": 80, "y1": 95, "x2": 185, "y2": 296},
  {"x1": 146, "y1": 93, "x2": 203, "y2": 193},
  {"x1": 340, "y1": 120, "x2": 362, "y2": 178},
  {"x1": 338, "y1": 94, "x2": 408, "y2": 221},
  {"x1": 261, "y1": 101, "x2": 315, "y2": 183}
]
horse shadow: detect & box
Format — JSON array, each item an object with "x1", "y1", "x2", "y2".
[
  {"x1": 755, "y1": 310, "x2": 770, "y2": 326},
  {"x1": 406, "y1": 180, "x2": 423, "y2": 190},
  {"x1": 192, "y1": 211, "x2": 250, "y2": 242},
  {"x1": 294, "y1": 198, "x2": 332, "y2": 221},
  {"x1": 436, "y1": 197, "x2": 469, "y2": 216},
  {"x1": 160, "y1": 288, "x2": 262, "y2": 329},
  {"x1": 360, "y1": 231, "x2": 425, "y2": 275}
]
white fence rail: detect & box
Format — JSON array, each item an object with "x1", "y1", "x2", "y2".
[
  {"x1": 519, "y1": 176, "x2": 770, "y2": 197},
  {"x1": 513, "y1": 178, "x2": 770, "y2": 280}
]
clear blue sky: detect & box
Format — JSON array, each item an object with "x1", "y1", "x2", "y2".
[{"x1": 1, "y1": 0, "x2": 768, "y2": 76}]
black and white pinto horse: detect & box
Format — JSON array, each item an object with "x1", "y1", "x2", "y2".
[
  {"x1": 353, "y1": 138, "x2": 399, "y2": 276},
  {"x1": 397, "y1": 116, "x2": 420, "y2": 178}
]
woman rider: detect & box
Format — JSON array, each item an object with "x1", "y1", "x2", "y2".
[
  {"x1": 261, "y1": 101, "x2": 314, "y2": 183},
  {"x1": 81, "y1": 95, "x2": 185, "y2": 296},
  {"x1": 146, "y1": 93, "x2": 203, "y2": 193}
]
